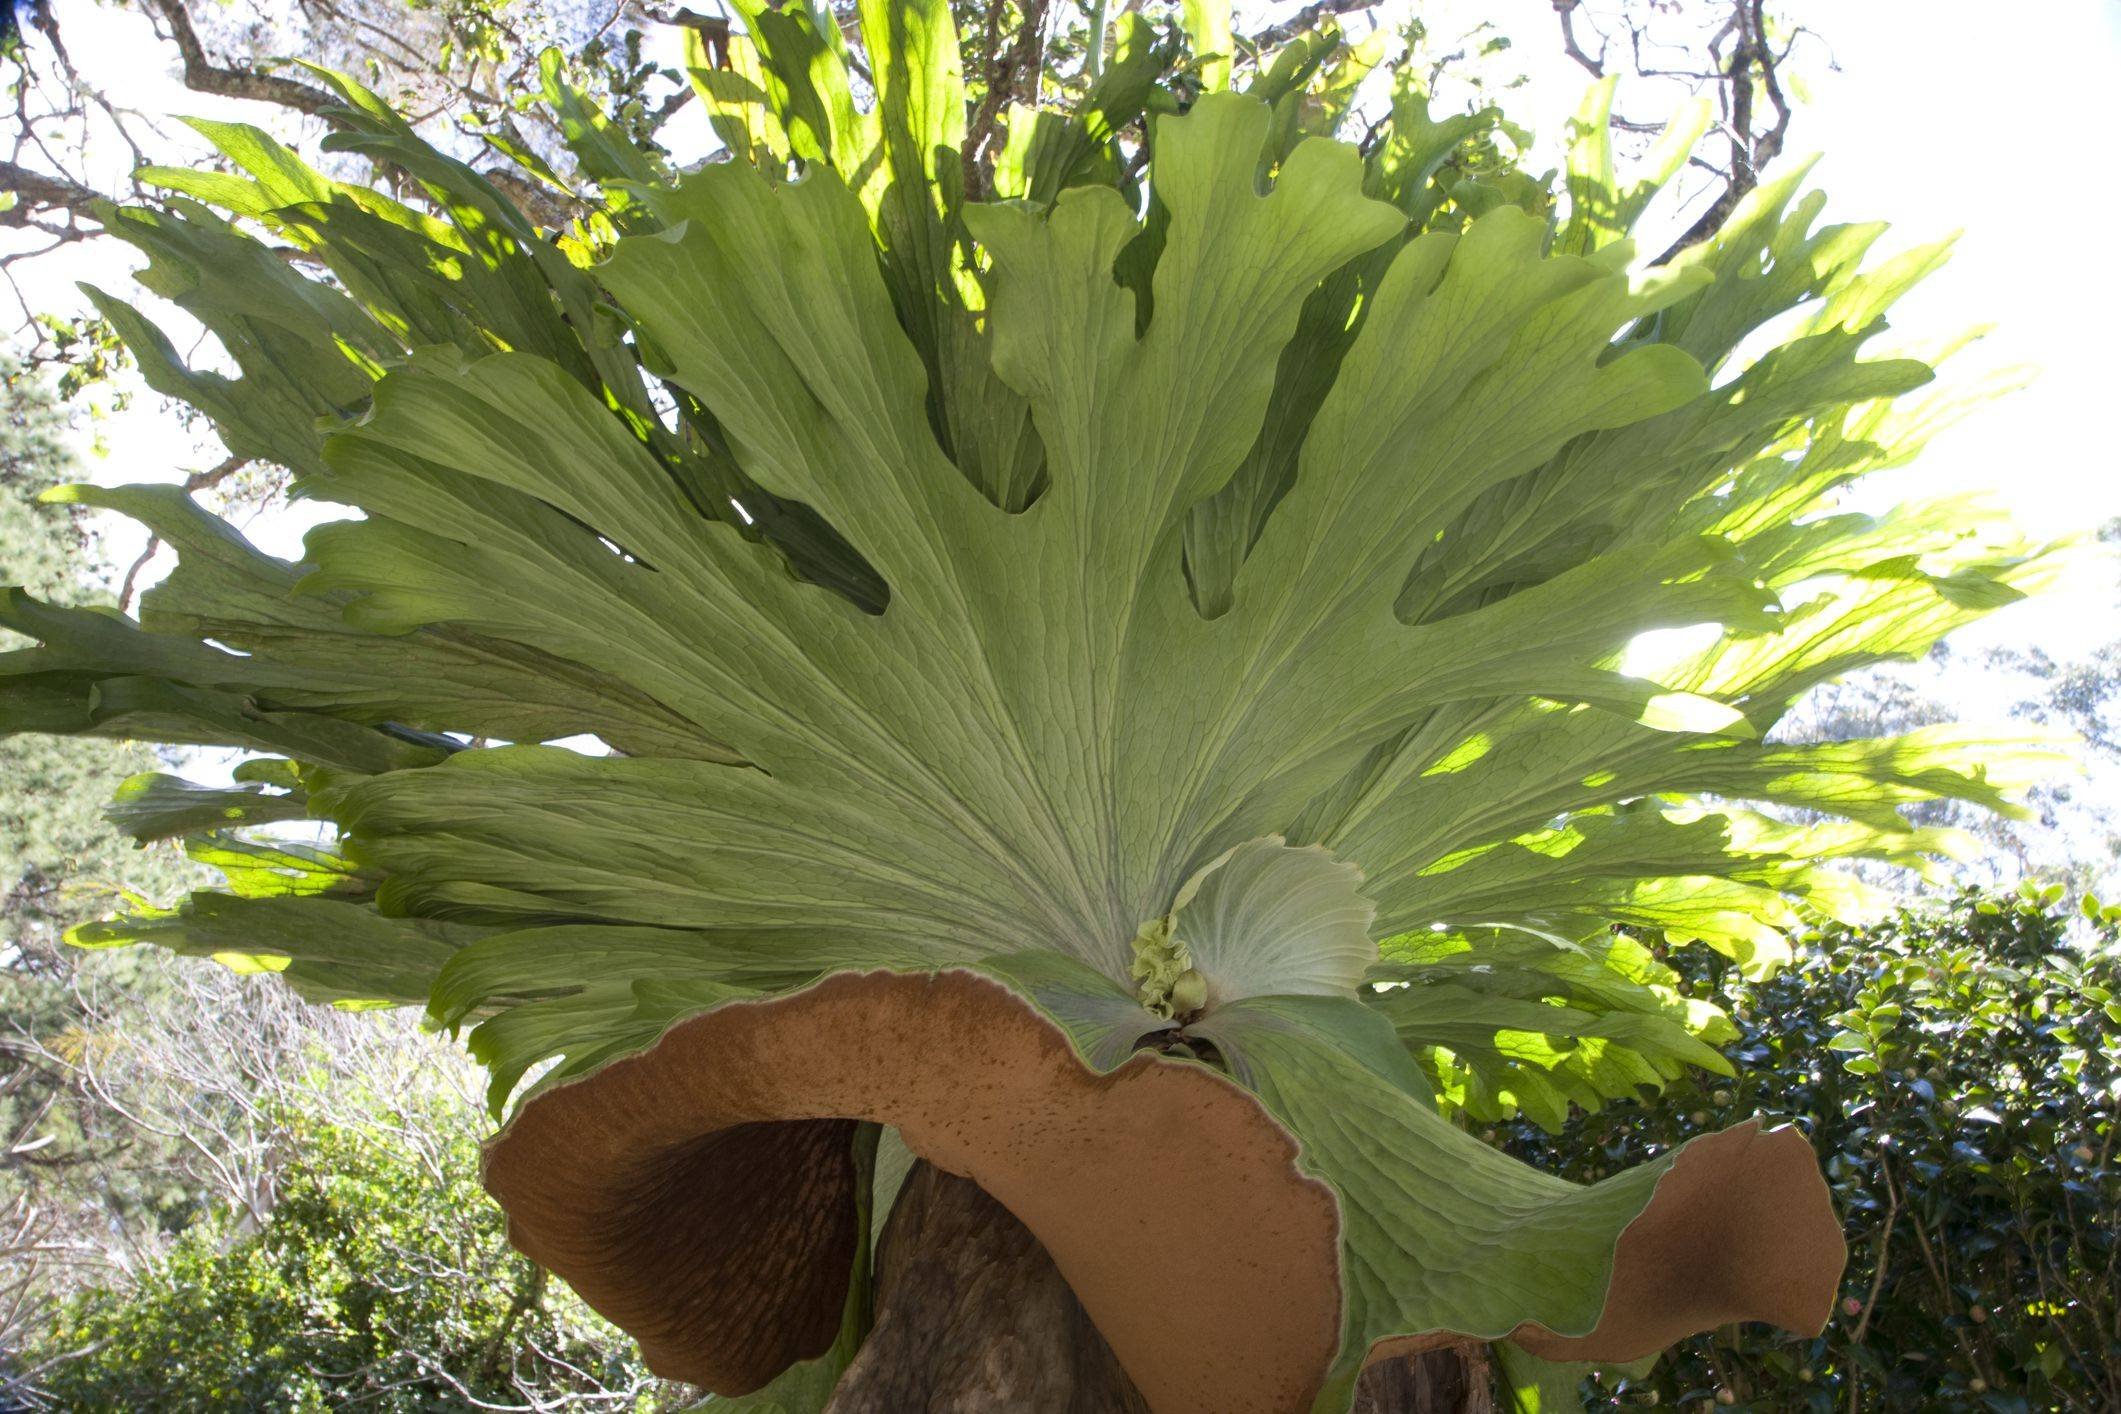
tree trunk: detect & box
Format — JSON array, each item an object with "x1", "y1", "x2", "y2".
[
  {"x1": 1352, "y1": 1344, "x2": 1492, "y2": 1414},
  {"x1": 823, "y1": 1160, "x2": 1491, "y2": 1414},
  {"x1": 824, "y1": 1161, "x2": 1149, "y2": 1413}
]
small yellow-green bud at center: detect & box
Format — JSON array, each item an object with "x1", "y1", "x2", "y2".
[{"x1": 1128, "y1": 917, "x2": 1198, "y2": 1019}]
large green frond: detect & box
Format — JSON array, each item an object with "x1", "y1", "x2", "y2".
[{"x1": 0, "y1": 29, "x2": 2063, "y2": 1411}]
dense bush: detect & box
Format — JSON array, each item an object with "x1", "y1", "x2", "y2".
[
  {"x1": 1511, "y1": 888, "x2": 2120, "y2": 1411},
  {"x1": 21, "y1": 1079, "x2": 659, "y2": 1412}
]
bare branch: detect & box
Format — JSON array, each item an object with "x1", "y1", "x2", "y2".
[
  {"x1": 1850, "y1": 1150, "x2": 1900, "y2": 1344},
  {"x1": 0, "y1": 159, "x2": 103, "y2": 227},
  {"x1": 115, "y1": 537, "x2": 162, "y2": 615},
  {"x1": 628, "y1": 1, "x2": 730, "y2": 40},
  {"x1": 646, "y1": 85, "x2": 695, "y2": 136},
  {"x1": 1553, "y1": 0, "x2": 1607, "y2": 77},
  {"x1": 183, "y1": 454, "x2": 248, "y2": 495},
  {"x1": 1244, "y1": 0, "x2": 1377, "y2": 60},
  {"x1": 139, "y1": 0, "x2": 337, "y2": 117},
  {"x1": 1654, "y1": 0, "x2": 1792, "y2": 264},
  {"x1": 117, "y1": 458, "x2": 250, "y2": 611},
  {"x1": 478, "y1": 167, "x2": 579, "y2": 233}
]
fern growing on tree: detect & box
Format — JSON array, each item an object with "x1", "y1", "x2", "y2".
[{"x1": 0, "y1": 4, "x2": 2060, "y2": 1408}]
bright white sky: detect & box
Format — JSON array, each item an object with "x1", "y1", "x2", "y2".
[
  {"x1": 1794, "y1": 1, "x2": 2121, "y2": 657},
  {"x1": 8, "y1": 0, "x2": 2119, "y2": 694}
]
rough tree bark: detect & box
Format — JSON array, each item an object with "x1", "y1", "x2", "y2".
[
  {"x1": 1353, "y1": 1345, "x2": 1492, "y2": 1414},
  {"x1": 825, "y1": 1162, "x2": 1149, "y2": 1413},
  {"x1": 823, "y1": 1161, "x2": 1490, "y2": 1413}
]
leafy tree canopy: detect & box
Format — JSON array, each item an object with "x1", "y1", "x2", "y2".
[
  {"x1": 1, "y1": 361, "x2": 193, "y2": 952},
  {"x1": 27, "y1": 1072, "x2": 656, "y2": 1411},
  {"x1": 2, "y1": 364, "x2": 210, "y2": 1362},
  {"x1": 1516, "y1": 886, "x2": 2120, "y2": 1411}
]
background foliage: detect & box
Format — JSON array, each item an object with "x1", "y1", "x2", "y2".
[
  {"x1": 30, "y1": 1073, "x2": 656, "y2": 1411},
  {"x1": 1, "y1": 365, "x2": 657, "y2": 1408},
  {"x1": 3, "y1": 361, "x2": 203, "y2": 1373},
  {"x1": 1512, "y1": 889, "x2": 2120, "y2": 1411}
]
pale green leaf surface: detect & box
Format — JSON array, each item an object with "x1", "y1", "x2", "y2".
[
  {"x1": 1189, "y1": 993, "x2": 1433, "y2": 1107},
  {"x1": 68, "y1": 893, "x2": 475, "y2": 1006},
  {"x1": 1205, "y1": 1008, "x2": 1728, "y2": 1410},
  {"x1": 1169, "y1": 837, "x2": 1377, "y2": 1002},
  {"x1": 974, "y1": 949, "x2": 1173, "y2": 1070},
  {"x1": 184, "y1": 833, "x2": 370, "y2": 900},
  {"x1": 103, "y1": 770, "x2": 309, "y2": 842},
  {"x1": 1182, "y1": 0, "x2": 1232, "y2": 89},
  {"x1": 1495, "y1": 1341, "x2": 1592, "y2": 1412}
]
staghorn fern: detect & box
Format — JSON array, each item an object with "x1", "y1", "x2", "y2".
[{"x1": 0, "y1": 5, "x2": 2065, "y2": 1411}]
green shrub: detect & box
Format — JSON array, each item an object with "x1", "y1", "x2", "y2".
[
  {"x1": 25, "y1": 1087, "x2": 657, "y2": 1411},
  {"x1": 1511, "y1": 887, "x2": 2120, "y2": 1411}
]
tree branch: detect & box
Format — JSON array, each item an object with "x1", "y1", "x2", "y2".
[
  {"x1": 117, "y1": 456, "x2": 251, "y2": 612},
  {"x1": 1243, "y1": 0, "x2": 1376, "y2": 59},
  {"x1": 478, "y1": 168, "x2": 579, "y2": 233},
  {"x1": 962, "y1": 0, "x2": 1051, "y2": 200},
  {"x1": 139, "y1": 0, "x2": 337, "y2": 116},
  {"x1": 1654, "y1": 0, "x2": 1791, "y2": 264},
  {"x1": 1850, "y1": 1150, "x2": 1900, "y2": 1344},
  {"x1": 0, "y1": 159, "x2": 103, "y2": 227},
  {"x1": 1553, "y1": 0, "x2": 1607, "y2": 77}
]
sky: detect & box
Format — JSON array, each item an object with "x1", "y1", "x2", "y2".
[
  {"x1": 6, "y1": 0, "x2": 2120, "y2": 800},
  {"x1": 1474, "y1": 0, "x2": 2121, "y2": 658},
  {"x1": 1795, "y1": 1, "x2": 2121, "y2": 656}
]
